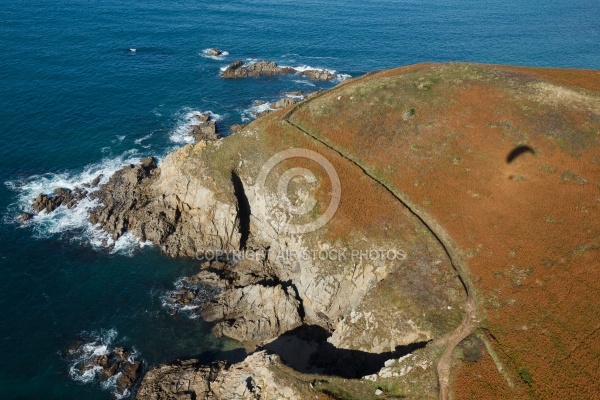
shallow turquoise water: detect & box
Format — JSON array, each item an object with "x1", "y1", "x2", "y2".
[{"x1": 1, "y1": 0, "x2": 599, "y2": 398}]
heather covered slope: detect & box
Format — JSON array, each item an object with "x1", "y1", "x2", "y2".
[{"x1": 289, "y1": 63, "x2": 600, "y2": 399}]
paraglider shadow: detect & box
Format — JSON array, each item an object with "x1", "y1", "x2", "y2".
[{"x1": 506, "y1": 145, "x2": 535, "y2": 163}]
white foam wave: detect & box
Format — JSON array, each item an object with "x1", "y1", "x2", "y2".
[
  {"x1": 68, "y1": 328, "x2": 117, "y2": 383},
  {"x1": 290, "y1": 64, "x2": 336, "y2": 74},
  {"x1": 111, "y1": 232, "x2": 153, "y2": 256},
  {"x1": 169, "y1": 108, "x2": 222, "y2": 144},
  {"x1": 134, "y1": 134, "x2": 153, "y2": 145},
  {"x1": 292, "y1": 79, "x2": 317, "y2": 87},
  {"x1": 281, "y1": 53, "x2": 338, "y2": 60},
  {"x1": 67, "y1": 329, "x2": 141, "y2": 398},
  {"x1": 240, "y1": 101, "x2": 273, "y2": 121},
  {"x1": 201, "y1": 48, "x2": 229, "y2": 60},
  {"x1": 290, "y1": 64, "x2": 351, "y2": 81},
  {"x1": 161, "y1": 277, "x2": 220, "y2": 319},
  {"x1": 180, "y1": 305, "x2": 200, "y2": 311},
  {"x1": 4, "y1": 149, "x2": 155, "y2": 255}
]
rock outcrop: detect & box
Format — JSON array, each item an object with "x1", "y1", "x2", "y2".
[
  {"x1": 229, "y1": 123, "x2": 247, "y2": 135},
  {"x1": 88, "y1": 157, "x2": 161, "y2": 242},
  {"x1": 221, "y1": 60, "x2": 339, "y2": 81},
  {"x1": 221, "y1": 60, "x2": 295, "y2": 78},
  {"x1": 69, "y1": 117, "x2": 463, "y2": 350},
  {"x1": 136, "y1": 352, "x2": 307, "y2": 400},
  {"x1": 67, "y1": 342, "x2": 143, "y2": 397},
  {"x1": 206, "y1": 48, "x2": 224, "y2": 57},
  {"x1": 190, "y1": 113, "x2": 219, "y2": 142},
  {"x1": 164, "y1": 260, "x2": 304, "y2": 343},
  {"x1": 298, "y1": 68, "x2": 337, "y2": 81},
  {"x1": 272, "y1": 97, "x2": 297, "y2": 109},
  {"x1": 31, "y1": 187, "x2": 87, "y2": 213},
  {"x1": 251, "y1": 96, "x2": 299, "y2": 119}
]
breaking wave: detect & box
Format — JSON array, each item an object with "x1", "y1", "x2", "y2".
[
  {"x1": 168, "y1": 108, "x2": 222, "y2": 144},
  {"x1": 4, "y1": 150, "x2": 153, "y2": 255}
]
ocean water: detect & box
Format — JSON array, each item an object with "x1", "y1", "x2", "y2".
[{"x1": 0, "y1": 0, "x2": 599, "y2": 398}]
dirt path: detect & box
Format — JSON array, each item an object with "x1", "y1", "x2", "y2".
[{"x1": 283, "y1": 100, "x2": 479, "y2": 400}]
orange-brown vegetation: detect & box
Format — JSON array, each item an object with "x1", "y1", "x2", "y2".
[
  {"x1": 287, "y1": 63, "x2": 600, "y2": 399},
  {"x1": 453, "y1": 342, "x2": 521, "y2": 399}
]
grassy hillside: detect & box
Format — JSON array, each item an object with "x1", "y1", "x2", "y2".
[{"x1": 286, "y1": 63, "x2": 600, "y2": 399}]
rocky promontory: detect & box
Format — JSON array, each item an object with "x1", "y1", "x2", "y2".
[{"x1": 28, "y1": 63, "x2": 600, "y2": 399}]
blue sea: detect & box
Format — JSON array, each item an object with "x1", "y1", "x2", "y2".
[{"x1": 0, "y1": 0, "x2": 599, "y2": 398}]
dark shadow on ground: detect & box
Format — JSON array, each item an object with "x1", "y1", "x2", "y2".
[
  {"x1": 262, "y1": 325, "x2": 429, "y2": 378},
  {"x1": 507, "y1": 145, "x2": 535, "y2": 163},
  {"x1": 193, "y1": 347, "x2": 248, "y2": 365},
  {"x1": 231, "y1": 171, "x2": 251, "y2": 249}
]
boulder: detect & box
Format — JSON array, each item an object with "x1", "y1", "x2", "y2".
[
  {"x1": 94, "y1": 354, "x2": 110, "y2": 367},
  {"x1": 20, "y1": 212, "x2": 33, "y2": 222},
  {"x1": 272, "y1": 97, "x2": 297, "y2": 109},
  {"x1": 229, "y1": 124, "x2": 247, "y2": 135},
  {"x1": 194, "y1": 113, "x2": 210, "y2": 123},
  {"x1": 91, "y1": 174, "x2": 104, "y2": 187},
  {"x1": 191, "y1": 121, "x2": 218, "y2": 142},
  {"x1": 206, "y1": 48, "x2": 223, "y2": 57},
  {"x1": 299, "y1": 69, "x2": 337, "y2": 81},
  {"x1": 117, "y1": 360, "x2": 143, "y2": 393},
  {"x1": 140, "y1": 157, "x2": 158, "y2": 172},
  {"x1": 102, "y1": 361, "x2": 119, "y2": 379}
]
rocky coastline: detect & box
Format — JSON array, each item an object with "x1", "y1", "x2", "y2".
[
  {"x1": 27, "y1": 116, "x2": 464, "y2": 398},
  {"x1": 26, "y1": 82, "x2": 466, "y2": 398},
  {"x1": 25, "y1": 64, "x2": 499, "y2": 399},
  {"x1": 19, "y1": 61, "x2": 600, "y2": 399}
]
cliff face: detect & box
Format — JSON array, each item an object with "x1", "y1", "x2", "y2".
[
  {"x1": 45, "y1": 63, "x2": 600, "y2": 399},
  {"x1": 89, "y1": 114, "x2": 465, "y2": 350}
]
